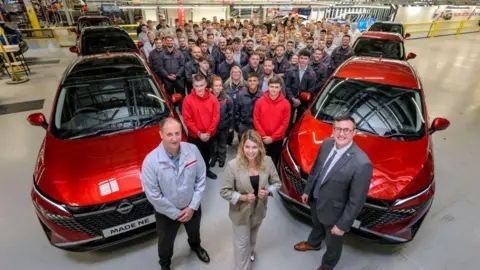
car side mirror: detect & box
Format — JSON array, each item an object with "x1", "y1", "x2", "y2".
[
  {"x1": 429, "y1": 117, "x2": 450, "y2": 135},
  {"x1": 69, "y1": 46, "x2": 78, "y2": 53},
  {"x1": 137, "y1": 42, "x2": 144, "y2": 49},
  {"x1": 406, "y1": 52, "x2": 416, "y2": 60},
  {"x1": 171, "y1": 93, "x2": 183, "y2": 104},
  {"x1": 299, "y1": 92, "x2": 312, "y2": 102},
  {"x1": 27, "y1": 113, "x2": 48, "y2": 130},
  {"x1": 404, "y1": 33, "x2": 411, "y2": 38}
]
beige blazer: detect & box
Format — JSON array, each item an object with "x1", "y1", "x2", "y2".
[{"x1": 220, "y1": 156, "x2": 282, "y2": 225}]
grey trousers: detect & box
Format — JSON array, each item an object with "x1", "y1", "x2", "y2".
[
  {"x1": 232, "y1": 219, "x2": 262, "y2": 270},
  {"x1": 307, "y1": 201, "x2": 344, "y2": 269}
]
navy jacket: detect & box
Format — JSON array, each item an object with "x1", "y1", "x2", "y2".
[
  {"x1": 235, "y1": 88, "x2": 262, "y2": 134},
  {"x1": 310, "y1": 61, "x2": 330, "y2": 92},
  {"x1": 148, "y1": 49, "x2": 164, "y2": 76},
  {"x1": 274, "y1": 56, "x2": 291, "y2": 75},
  {"x1": 285, "y1": 66, "x2": 317, "y2": 102},
  {"x1": 217, "y1": 60, "x2": 240, "y2": 82},
  {"x1": 241, "y1": 64, "x2": 264, "y2": 80},
  {"x1": 216, "y1": 91, "x2": 234, "y2": 130},
  {"x1": 158, "y1": 48, "x2": 185, "y2": 80},
  {"x1": 331, "y1": 45, "x2": 353, "y2": 69}
]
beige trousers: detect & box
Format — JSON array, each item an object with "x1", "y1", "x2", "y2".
[{"x1": 232, "y1": 219, "x2": 262, "y2": 270}]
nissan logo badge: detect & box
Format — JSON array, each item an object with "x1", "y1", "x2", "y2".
[{"x1": 117, "y1": 200, "x2": 134, "y2": 214}]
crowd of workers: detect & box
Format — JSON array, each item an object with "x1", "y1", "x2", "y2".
[{"x1": 139, "y1": 12, "x2": 371, "y2": 270}]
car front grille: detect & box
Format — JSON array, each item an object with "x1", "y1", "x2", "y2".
[
  {"x1": 282, "y1": 161, "x2": 306, "y2": 195},
  {"x1": 358, "y1": 202, "x2": 426, "y2": 228},
  {"x1": 46, "y1": 193, "x2": 154, "y2": 236},
  {"x1": 281, "y1": 160, "x2": 424, "y2": 229}
]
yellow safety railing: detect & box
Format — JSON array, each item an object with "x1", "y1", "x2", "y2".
[{"x1": 404, "y1": 19, "x2": 480, "y2": 38}]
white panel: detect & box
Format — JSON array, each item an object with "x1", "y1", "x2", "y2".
[
  {"x1": 394, "y1": 6, "x2": 438, "y2": 23},
  {"x1": 192, "y1": 8, "x2": 226, "y2": 23},
  {"x1": 144, "y1": 9, "x2": 158, "y2": 22}
]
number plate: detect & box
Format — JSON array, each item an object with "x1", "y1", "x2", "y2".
[{"x1": 102, "y1": 214, "x2": 155, "y2": 238}]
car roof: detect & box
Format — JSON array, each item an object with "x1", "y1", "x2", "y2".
[
  {"x1": 62, "y1": 53, "x2": 148, "y2": 84},
  {"x1": 333, "y1": 56, "x2": 420, "y2": 89},
  {"x1": 358, "y1": 31, "x2": 403, "y2": 41},
  {"x1": 78, "y1": 16, "x2": 110, "y2": 20},
  {"x1": 82, "y1": 26, "x2": 127, "y2": 33},
  {"x1": 372, "y1": 21, "x2": 403, "y2": 26}
]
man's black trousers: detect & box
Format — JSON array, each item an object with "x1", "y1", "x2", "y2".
[
  {"x1": 265, "y1": 139, "x2": 283, "y2": 167},
  {"x1": 307, "y1": 200, "x2": 344, "y2": 269},
  {"x1": 155, "y1": 207, "x2": 202, "y2": 267},
  {"x1": 189, "y1": 135, "x2": 214, "y2": 169}
]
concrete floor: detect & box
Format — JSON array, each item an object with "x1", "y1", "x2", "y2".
[{"x1": 1, "y1": 33, "x2": 479, "y2": 270}]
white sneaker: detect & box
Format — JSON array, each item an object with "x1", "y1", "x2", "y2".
[{"x1": 250, "y1": 251, "x2": 255, "y2": 262}]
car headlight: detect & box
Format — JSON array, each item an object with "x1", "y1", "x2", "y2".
[{"x1": 32, "y1": 181, "x2": 71, "y2": 218}]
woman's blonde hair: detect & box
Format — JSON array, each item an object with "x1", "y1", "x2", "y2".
[
  {"x1": 225, "y1": 65, "x2": 246, "y2": 87},
  {"x1": 236, "y1": 129, "x2": 266, "y2": 171}
]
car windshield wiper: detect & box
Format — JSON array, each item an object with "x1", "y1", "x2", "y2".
[
  {"x1": 138, "y1": 111, "x2": 170, "y2": 129},
  {"x1": 383, "y1": 132, "x2": 421, "y2": 139},
  {"x1": 68, "y1": 126, "x2": 135, "y2": 140}
]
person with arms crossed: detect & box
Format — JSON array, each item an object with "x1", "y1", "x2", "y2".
[
  {"x1": 141, "y1": 118, "x2": 211, "y2": 270},
  {"x1": 293, "y1": 115, "x2": 373, "y2": 270},
  {"x1": 182, "y1": 74, "x2": 220, "y2": 180},
  {"x1": 220, "y1": 129, "x2": 281, "y2": 270},
  {"x1": 253, "y1": 76, "x2": 290, "y2": 166}
]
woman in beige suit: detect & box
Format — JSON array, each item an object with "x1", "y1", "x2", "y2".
[{"x1": 220, "y1": 129, "x2": 282, "y2": 270}]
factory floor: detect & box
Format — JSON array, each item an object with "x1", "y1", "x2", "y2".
[{"x1": 0, "y1": 33, "x2": 479, "y2": 270}]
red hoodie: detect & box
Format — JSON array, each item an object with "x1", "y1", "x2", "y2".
[
  {"x1": 182, "y1": 88, "x2": 220, "y2": 138},
  {"x1": 253, "y1": 91, "x2": 291, "y2": 141}
]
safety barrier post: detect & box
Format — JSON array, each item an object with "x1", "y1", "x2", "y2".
[
  {"x1": 456, "y1": 20, "x2": 465, "y2": 35},
  {"x1": 0, "y1": 27, "x2": 19, "y2": 64},
  {"x1": 0, "y1": 42, "x2": 29, "y2": 84},
  {"x1": 430, "y1": 21, "x2": 440, "y2": 38}
]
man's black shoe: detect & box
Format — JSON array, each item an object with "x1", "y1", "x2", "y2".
[
  {"x1": 209, "y1": 159, "x2": 217, "y2": 168},
  {"x1": 192, "y1": 246, "x2": 210, "y2": 263},
  {"x1": 161, "y1": 266, "x2": 171, "y2": 270},
  {"x1": 207, "y1": 170, "x2": 217, "y2": 179},
  {"x1": 218, "y1": 160, "x2": 225, "y2": 168}
]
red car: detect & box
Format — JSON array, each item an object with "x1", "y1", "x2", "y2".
[
  {"x1": 352, "y1": 31, "x2": 416, "y2": 61},
  {"x1": 70, "y1": 26, "x2": 142, "y2": 56},
  {"x1": 27, "y1": 52, "x2": 183, "y2": 251},
  {"x1": 279, "y1": 56, "x2": 450, "y2": 243},
  {"x1": 71, "y1": 16, "x2": 113, "y2": 37}
]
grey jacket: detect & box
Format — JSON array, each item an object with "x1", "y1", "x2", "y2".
[
  {"x1": 220, "y1": 156, "x2": 281, "y2": 225},
  {"x1": 141, "y1": 142, "x2": 206, "y2": 220},
  {"x1": 303, "y1": 138, "x2": 373, "y2": 232},
  {"x1": 158, "y1": 48, "x2": 186, "y2": 80}
]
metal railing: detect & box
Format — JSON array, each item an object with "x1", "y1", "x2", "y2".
[{"x1": 404, "y1": 19, "x2": 480, "y2": 38}]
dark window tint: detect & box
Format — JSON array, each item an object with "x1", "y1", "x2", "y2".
[
  {"x1": 369, "y1": 23, "x2": 404, "y2": 36},
  {"x1": 52, "y1": 76, "x2": 169, "y2": 139},
  {"x1": 82, "y1": 32, "x2": 137, "y2": 55},
  {"x1": 310, "y1": 78, "x2": 425, "y2": 140},
  {"x1": 353, "y1": 39, "x2": 404, "y2": 60}
]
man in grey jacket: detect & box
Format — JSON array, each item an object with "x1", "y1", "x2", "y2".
[
  {"x1": 141, "y1": 118, "x2": 210, "y2": 270},
  {"x1": 294, "y1": 115, "x2": 373, "y2": 270}
]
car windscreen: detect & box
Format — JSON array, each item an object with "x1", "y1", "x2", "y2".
[
  {"x1": 369, "y1": 23, "x2": 404, "y2": 36},
  {"x1": 82, "y1": 32, "x2": 137, "y2": 55},
  {"x1": 52, "y1": 76, "x2": 170, "y2": 140},
  {"x1": 78, "y1": 19, "x2": 112, "y2": 32},
  {"x1": 310, "y1": 78, "x2": 425, "y2": 140},
  {"x1": 353, "y1": 38, "x2": 404, "y2": 60}
]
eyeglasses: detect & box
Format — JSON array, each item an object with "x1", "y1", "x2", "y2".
[{"x1": 333, "y1": 127, "x2": 355, "y2": 134}]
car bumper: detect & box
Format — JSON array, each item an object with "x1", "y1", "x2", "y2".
[
  {"x1": 278, "y1": 148, "x2": 434, "y2": 244},
  {"x1": 278, "y1": 189, "x2": 431, "y2": 244}
]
